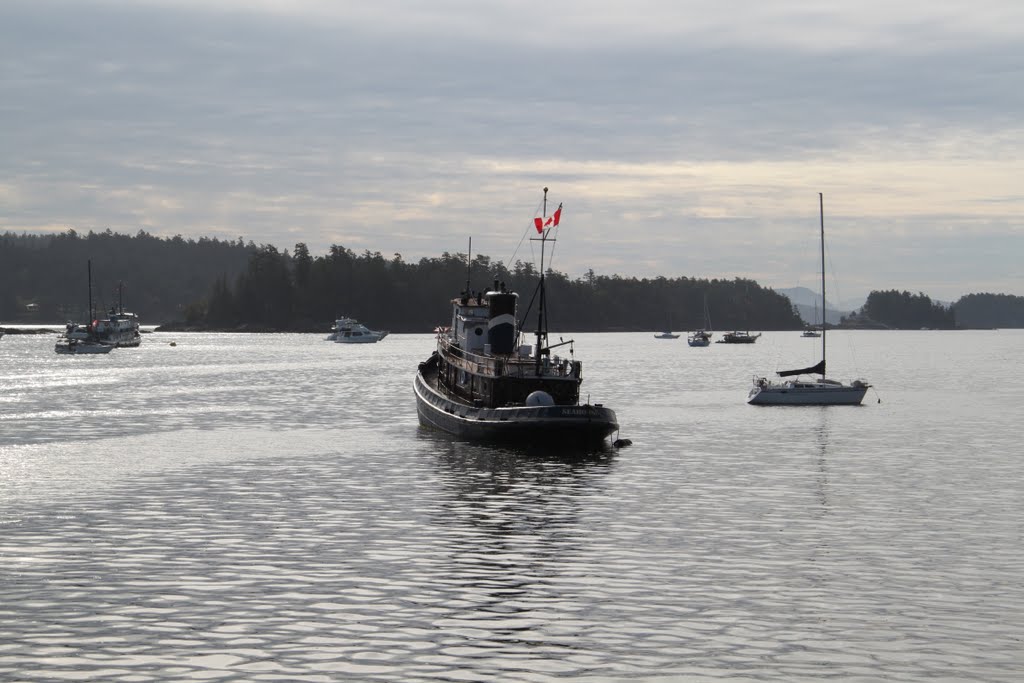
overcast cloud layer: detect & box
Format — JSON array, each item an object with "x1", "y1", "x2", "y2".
[{"x1": 2, "y1": 0, "x2": 1023, "y2": 301}]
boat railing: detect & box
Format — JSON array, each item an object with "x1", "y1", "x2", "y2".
[{"x1": 439, "y1": 336, "x2": 579, "y2": 380}]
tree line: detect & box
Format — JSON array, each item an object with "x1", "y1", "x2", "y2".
[
  {"x1": 3, "y1": 230, "x2": 1021, "y2": 331},
  {"x1": 182, "y1": 242, "x2": 804, "y2": 333},
  {"x1": 841, "y1": 290, "x2": 1024, "y2": 329},
  {"x1": 1, "y1": 229, "x2": 251, "y2": 323}
]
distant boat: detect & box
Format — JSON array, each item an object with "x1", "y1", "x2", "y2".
[
  {"x1": 414, "y1": 189, "x2": 619, "y2": 446},
  {"x1": 327, "y1": 317, "x2": 389, "y2": 343},
  {"x1": 748, "y1": 194, "x2": 870, "y2": 405},
  {"x1": 55, "y1": 323, "x2": 115, "y2": 354},
  {"x1": 801, "y1": 301, "x2": 821, "y2": 337},
  {"x1": 655, "y1": 311, "x2": 680, "y2": 338},
  {"x1": 93, "y1": 282, "x2": 142, "y2": 348},
  {"x1": 688, "y1": 294, "x2": 713, "y2": 346},
  {"x1": 717, "y1": 330, "x2": 760, "y2": 344},
  {"x1": 687, "y1": 330, "x2": 712, "y2": 347},
  {"x1": 55, "y1": 260, "x2": 115, "y2": 355}
]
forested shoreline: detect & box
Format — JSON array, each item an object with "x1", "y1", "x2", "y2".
[{"x1": 2, "y1": 230, "x2": 1022, "y2": 331}]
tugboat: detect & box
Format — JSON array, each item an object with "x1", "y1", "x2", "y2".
[{"x1": 414, "y1": 189, "x2": 619, "y2": 447}]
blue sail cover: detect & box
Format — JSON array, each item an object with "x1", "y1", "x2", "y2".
[{"x1": 777, "y1": 359, "x2": 825, "y2": 377}]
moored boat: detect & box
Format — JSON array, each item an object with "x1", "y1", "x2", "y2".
[
  {"x1": 94, "y1": 283, "x2": 141, "y2": 347},
  {"x1": 55, "y1": 260, "x2": 115, "y2": 355},
  {"x1": 687, "y1": 329, "x2": 712, "y2": 346},
  {"x1": 414, "y1": 189, "x2": 619, "y2": 447},
  {"x1": 55, "y1": 322, "x2": 114, "y2": 354},
  {"x1": 687, "y1": 294, "x2": 713, "y2": 346},
  {"x1": 748, "y1": 193, "x2": 870, "y2": 405},
  {"x1": 327, "y1": 317, "x2": 389, "y2": 343},
  {"x1": 717, "y1": 330, "x2": 761, "y2": 344}
]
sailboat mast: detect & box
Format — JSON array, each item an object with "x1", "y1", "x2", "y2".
[
  {"x1": 87, "y1": 259, "x2": 94, "y2": 324},
  {"x1": 819, "y1": 192, "x2": 826, "y2": 379}
]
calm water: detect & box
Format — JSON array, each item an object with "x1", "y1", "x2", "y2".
[{"x1": 1, "y1": 329, "x2": 1021, "y2": 681}]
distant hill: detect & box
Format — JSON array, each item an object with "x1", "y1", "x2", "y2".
[{"x1": 775, "y1": 287, "x2": 862, "y2": 326}]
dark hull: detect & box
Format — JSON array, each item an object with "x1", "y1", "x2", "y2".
[{"x1": 414, "y1": 361, "x2": 618, "y2": 446}]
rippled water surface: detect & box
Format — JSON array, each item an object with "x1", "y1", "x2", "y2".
[{"x1": 1, "y1": 330, "x2": 1022, "y2": 681}]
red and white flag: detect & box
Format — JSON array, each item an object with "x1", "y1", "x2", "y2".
[{"x1": 533, "y1": 203, "x2": 563, "y2": 233}]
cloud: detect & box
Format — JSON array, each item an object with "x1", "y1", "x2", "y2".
[{"x1": 1, "y1": 0, "x2": 1023, "y2": 301}]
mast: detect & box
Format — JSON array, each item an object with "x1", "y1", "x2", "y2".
[
  {"x1": 87, "y1": 259, "x2": 94, "y2": 324},
  {"x1": 819, "y1": 192, "x2": 826, "y2": 379},
  {"x1": 535, "y1": 188, "x2": 548, "y2": 375}
]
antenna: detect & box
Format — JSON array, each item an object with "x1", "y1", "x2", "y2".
[{"x1": 465, "y1": 237, "x2": 472, "y2": 297}]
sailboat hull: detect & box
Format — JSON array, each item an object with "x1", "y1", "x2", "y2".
[{"x1": 748, "y1": 380, "x2": 868, "y2": 405}]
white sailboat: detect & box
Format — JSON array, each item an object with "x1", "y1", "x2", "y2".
[
  {"x1": 688, "y1": 294, "x2": 713, "y2": 346},
  {"x1": 801, "y1": 301, "x2": 821, "y2": 337},
  {"x1": 748, "y1": 194, "x2": 870, "y2": 405},
  {"x1": 55, "y1": 260, "x2": 115, "y2": 355}
]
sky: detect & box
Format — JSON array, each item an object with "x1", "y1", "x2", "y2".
[{"x1": 2, "y1": 0, "x2": 1023, "y2": 304}]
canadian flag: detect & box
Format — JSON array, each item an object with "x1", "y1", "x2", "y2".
[{"x1": 533, "y1": 203, "x2": 562, "y2": 233}]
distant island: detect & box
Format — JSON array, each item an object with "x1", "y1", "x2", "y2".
[{"x1": 3, "y1": 229, "x2": 1022, "y2": 332}]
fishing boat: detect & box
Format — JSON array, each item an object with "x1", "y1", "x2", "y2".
[
  {"x1": 717, "y1": 330, "x2": 760, "y2": 344},
  {"x1": 55, "y1": 260, "x2": 115, "y2": 355},
  {"x1": 748, "y1": 194, "x2": 870, "y2": 405},
  {"x1": 93, "y1": 282, "x2": 141, "y2": 347},
  {"x1": 414, "y1": 189, "x2": 619, "y2": 446},
  {"x1": 327, "y1": 317, "x2": 388, "y2": 343}
]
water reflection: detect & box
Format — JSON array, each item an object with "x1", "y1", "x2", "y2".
[
  {"x1": 413, "y1": 438, "x2": 619, "y2": 654},
  {"x1": 812, "y1": 408, "x2": 832, "y2": 512},
  {"x1": 429, "y1": 436, "x2": 615, "y2": 535}
]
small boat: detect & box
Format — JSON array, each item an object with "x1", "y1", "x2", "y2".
[
  {"x1": 55, "y1": 323, "x2": 115, "y2": 354},
  {"x1": 687, "y1": 329, "x2": 712, "y2": 347},
  {"x1": 688, "y1": 294, "x2": 713, "y2": 346},
  {"x1": 55, "y1": 260, "x2": 115, "y2": 355},
  {"x1": 414, "y1": 188, "x2": 619, "y2": 446},
  {"x1": 93, "y1": 282, "x2": 141, "y2": 347},
  {"x1": 327, "y1": 317, "x2": 389, "y2": 343},
  {"x1": 654, "y1": 312, "x2": 680, "y2": 338},
  {"x1": 801, "y1": 301, "x2": 822, "y2": 337},
  {"x1": 749, "y1": 194, "x2": 870, "y2": 406},
  {"x1": 717, "y1": 330, "x2": 761, "y2": 344}
]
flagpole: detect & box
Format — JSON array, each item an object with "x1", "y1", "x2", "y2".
[{"x1": 535, "y1": 188, "x2": 547, "y2": 375}]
